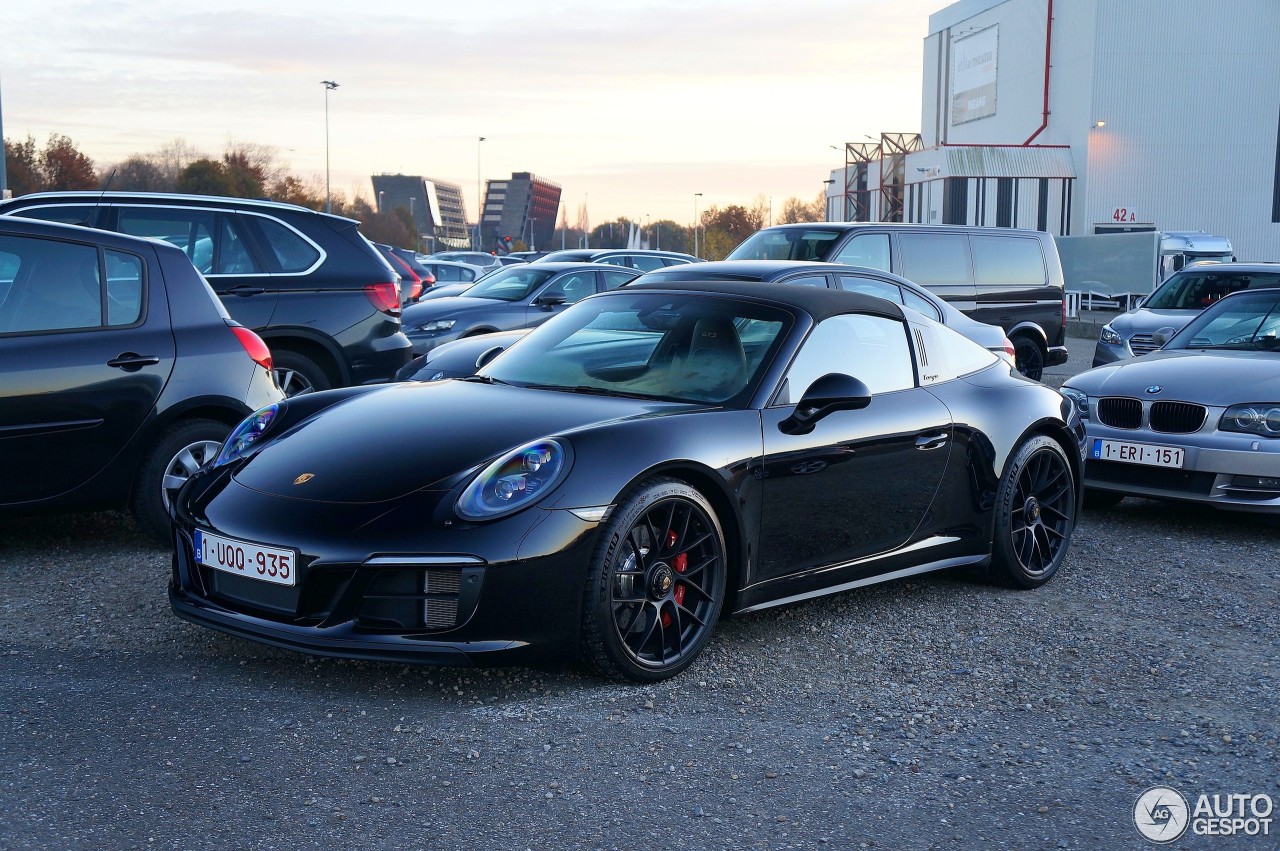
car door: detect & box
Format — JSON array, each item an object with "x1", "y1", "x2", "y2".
[
  {"x1": 524, "y1": 270, "x2": 600, "y2": 327},
  {"x1": 0, "y1": 231, "x2": 175, "y2": 503},
  {"x1": 111, "y1": 205, "x2": 278, "y2": 330},
  {"x1": 756, "y1": 312, "x2": 951, "y2": 581}
]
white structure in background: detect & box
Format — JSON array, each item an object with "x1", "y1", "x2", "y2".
[{"x1": 826, "y1": 0, "x2": 1280, "y2": 260}]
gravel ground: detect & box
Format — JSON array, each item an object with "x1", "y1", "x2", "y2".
[{"x1": 2, "y1": 338, "x2": 1277, "y2": 850}]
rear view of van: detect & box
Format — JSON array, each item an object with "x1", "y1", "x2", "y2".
[{"x1": 727, "y1": 223, "x2": 1068, "y2": 380}]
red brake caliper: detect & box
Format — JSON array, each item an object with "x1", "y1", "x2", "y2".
[{"x1": 661, "y1": 531, "x2": 687, "y2": 626}]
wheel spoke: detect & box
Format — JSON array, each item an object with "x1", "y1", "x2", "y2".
[
  {"x1": 678, "y1": 575, "x2": 711, "y2": 602},
  {"x1": 677, "y1": 603, "x2": 705, "y2": 627},
  {"x1": 675, "y1": 503, "x2": 694, "y2": 551},
  {"x1": 662, "y1": 502, "x2": 679, "y2": 553},
  {"x1": 666, "y1": 601, "x2": 684, "y2": 656},
  {"x1": 629, "y1": 604, "x2": 660, "y2": 657},
  {"x1": 627, "y1": 529, "x2": 649, "y2": 568}
]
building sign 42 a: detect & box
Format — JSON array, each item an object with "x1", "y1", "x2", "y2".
[{"x1": 1112, "y1": 207, "x2": 1139, "y2": 223}]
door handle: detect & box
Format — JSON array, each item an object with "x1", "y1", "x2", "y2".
[
  {"x1": 224, "y1": 285, "x2": 266, "y2": 296},
  {"x1": 914, "y1": 432, "x2": 949, "y2": 450},
  {"x1": 107, "y1": 353, "x2": 161, "y2": 371}
]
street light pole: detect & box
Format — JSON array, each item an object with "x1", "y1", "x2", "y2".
[
  {"x1": 321, "y1": 81, "x2": 339, "y2": 213},
  {"x1": 475, "y1": 136, "x2": 485, "y2": 250},
  {"x1": 692, "y1": 193, "x2": 702, "y2": 258}
]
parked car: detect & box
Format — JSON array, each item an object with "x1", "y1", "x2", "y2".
[
  {"x1": 1091, "y1": 263, "x2": 1280, "y2": 366},
  {"x1": 401, "y1": 262, "x2": 641, "y2": 354},
  {"x1": 726, "y1": 223, "x2": 1068, "y2": 380},
  {"x1": 0, "y1": 217, "x2": 283, "y2": 541},
  {"x1": 634, "y1": 261, "x2": 1016, "y2": 364},
  {"x1": 396, "y1": 329, "x2": 530, "y2": 382},
  {"x1": 1063, "y1": 288, "x2": 1280, "y2": 513},
  {"x1": 537, "y1": 249, "x2": 702, "y2": 270},
  {"x1": 373, "y1": 243, "x2": 429, "y2": 304},
  {"x1": 169, "y1": 281, "x2": 1083, "y2": 680},
  {"x1": 495, "y1": 256, "x2": 529, "y2": 266},
  {"x1": 507, "y1": 250, "x2": 552, "y2": 262},
  {"x1": 0, "y1": 192, "x2": 413, "y2": 397},
  {"x1": 424, "y1": 250, "x2": 501, "y2": 271},
  {"x1": 414, "y1": 259, "x2": 488, "y2": 286}
]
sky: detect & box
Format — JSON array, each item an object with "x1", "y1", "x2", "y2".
[{"x1": 2, "y1": 0, "x2": 952, "y2": 226}]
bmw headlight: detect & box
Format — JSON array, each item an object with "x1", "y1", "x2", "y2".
[
  {"x1": 1061, "y1": 386, "x2": 1090, "y2": 420},
  {"x1": 417, "y1": 319, "x2": 456, "y2": 333},
  {"x1": 456, "y1": 439, "x2": 571, "y2": 520},
  {"x1": 1220, "y1": 404, "x2": 1280, "y2": 437},
  {"x1": 214, "y1": 403, "x2": 280, "y2": 466},
  {"x1": 1098, "y1": 324, "x2": 1122, "y2": 346}
]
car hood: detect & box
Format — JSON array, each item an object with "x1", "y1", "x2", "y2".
[
  {"x1": 1066, "y1": 350, "x2": 1280, "y2": 406},
  {"x1": 232, "y1": 381, "x2": 696, "y2": 503},
  {"x1": 1109, "y1": 307, "x2": 1197, "y2": 335},
  {"x1": 418, "y1": 283, "x2": 472, "y2": 300},
  {"x1": 402, "y1": 296, "x2": 509, "y2": 322}
]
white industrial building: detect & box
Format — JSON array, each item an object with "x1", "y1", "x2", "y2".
[{"x1": 827, "y1": 0, "x2": 1280, "y2": 260}]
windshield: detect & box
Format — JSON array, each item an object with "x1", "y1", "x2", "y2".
[
  {"x1": 1145, "y1": 271, "x2": 1280, "y2": 309},
  {"x1": 726, "y1": 228, "x2": 841, "y2": 262},
  {"x1": 482, "y1": 292, "x2": 792, "y2": 405},
  {"x1": 463, "y1": 267, "x2": 556, "y2": 301},
  {"x1": 1170, "y1": 291, "x2": 1280, "y2": 351}
]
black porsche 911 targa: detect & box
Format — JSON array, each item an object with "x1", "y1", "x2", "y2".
[{"x1": 170, "y1": 281, "x2": 1086, "y2": 681}]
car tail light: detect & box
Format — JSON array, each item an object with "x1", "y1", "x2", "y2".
[
  {"x1": 408, "y1": 280, "x2": 423, "y2": 302},
  {"x1": 364, "y1": 282, "x2": 401, "y2": 316},
  {"x1": 1061, "y1": 297, "x2": 1067, "y2": 330},
  {"x1": 423, "y1": 272, "x2": 437, "y2": 287},
  {"x1": 228, "y1": 322, "x2": 273, "y2": 371},
  {"x1": 1000, "y1": 336, "x2": 1017, "y2": 362}
]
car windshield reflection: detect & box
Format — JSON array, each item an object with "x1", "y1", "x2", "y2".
[
  {"x1": 1171, "y1": 291, "x2": 1280, "y2": 351},
  {"x1": 481, "y1": 293, "x2": 791, "y2": 405},
  {"x1": 463, "y1": 268, "x2": 555, "y2": 301}
]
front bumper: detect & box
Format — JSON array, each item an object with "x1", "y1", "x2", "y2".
[
  {"x1": 1083, "y1": 424, "x2": 1280, "y2": 513},
  {"x1": 1091, "y1": 340, "x2": 1128, "y2": 367},
  {"x1": 169, "y1": 499, "x2": 602, "y2": 667}
]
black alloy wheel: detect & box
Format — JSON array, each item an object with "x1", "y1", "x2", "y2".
[
  {"x1": 581, "y1": 478, "x2": 726, "y2": 682},
  {"x1": 990, "y1": 435, "x2": 1076, "y2": 588},
  {"x1": 272, "y1": 351, "x2": 331, "y2": 398},
  {"x1": 1013, "y1": 337, "x2": 1046, "y2": 381}
]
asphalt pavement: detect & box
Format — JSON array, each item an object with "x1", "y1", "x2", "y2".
[{"x1": 2, "y1": 336, "x2": 1277, "y2": 850}]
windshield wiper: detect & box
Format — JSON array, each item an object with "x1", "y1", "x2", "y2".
[
  {"x1": 534, "y1": 383, "x2": 669, "y2": 401},
  {"x1": 458, "y1": 374, "x2": 512, "y2": 385}
]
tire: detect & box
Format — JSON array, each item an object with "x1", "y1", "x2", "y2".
[
  {"x1": 990, "y1": 434, "x2": 1077, "y2": 589},
  {"x1": 272, "y1": 350, "x2": 331, "y2": 397},
  {"x1": 580, "y1": 477, "x2": 727, "y2": 682},
  {"x1": 131, "y1": 418, "x2": 227, "y2": 545},
  {"x1": 1013, "y1": 336, "x2": 1046, "y2": 382},
  {"x1": 1083, "y1": 488, "x2": 1126, "y2": 510}
]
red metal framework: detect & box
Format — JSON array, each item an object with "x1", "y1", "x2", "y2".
[
  {"x1": 840, "y1": 142, "x2": 880, "y2": 221},
  {"x1": 878, "y1": 133, "x2": 924, "y2": 222}
]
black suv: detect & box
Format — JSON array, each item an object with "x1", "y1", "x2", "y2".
[
  {"x1": 0, "y1": 192, "x2": 412, "y2": 395},
  {"x1": 0, "y1": 217, "x2": 283, "y2": 541}
]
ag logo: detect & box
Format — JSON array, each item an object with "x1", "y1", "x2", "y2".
[{"x1": 1134, "y1": 786, "x2": 1189, "y2": 843}]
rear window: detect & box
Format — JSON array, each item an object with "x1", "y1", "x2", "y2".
[
  {"x1": 971, "y1": 235, "x2": 1046, "y2": 286},
  {"x1": 10, "y1": 204, "x2": 95, "y2": 226},
  {"x1": 247, "y1": 215, "x2": 321, "y2": 273},
  {"x1": 727, "y1": 228, "x2": 842, "y2": 262},
  {"x1": 117, "y1": 207, "x2": 216, "y2": 273}
]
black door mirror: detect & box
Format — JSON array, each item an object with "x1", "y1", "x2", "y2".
[
  {"x1": 536, "y1": 292, "x2": 567, "y2": 308},
  {"x1": 780, "y1": 373, "x2": 872, "y2": 435},
  {"x1": 474, "y1": 344, "x2": 506, "y2": 369}
]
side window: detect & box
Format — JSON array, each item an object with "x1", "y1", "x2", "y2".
[
  {"x1": 630, "y1": 256, "x2": 666, "y2": 271},
  {"x1": 595, "y1": 256, "x2": 629, "y2": 267},
  {"x1": 460, "y1": 268, "x2": 477, "y2": 282},
  {"x1": 545, "y1": 272, "x2": 597, "y2": 303},
  {"x1": 832, "y1": 233, "x2": 891, "y2": 270},
  {"x1": 434, "y1": 265, "x2": 458, "y2": 282},
  {"x1": 899, "y1": 233, "x2": 971, "y2": 285},
  {"x1": 970, "y1": 236, "x2": 1046, "y2": 286},
  {"x1": 901, "y1": 288, "x2": 943, "y2": 322},
  {"x1": 839, "y1": 275, "x2": 902, "y2": 302},
  {"x1": 0, "y1": 236, "x2": 102, "y2": 333},
  {"x1": 602, "y1": 270, "x2": 636, "y2": 290},
  {"x1": 909, "y1": 320, "x2": 997, "y2": 385},
  {"x1": 215, "y1": 216, "x2": 261, "y2": 274},
  {"x1": 118, "y1": 207, "x2": 216, "y2": 273},
  {"x1": 9, "y1": 205, "x2": 95, "y2": 226},
  {"x1": 777, "y1": 314, "x2": 914, "y2": 404},
  {"x1": 784, "y1": 274, "x2": 830, "y2": 288},
  {"x1": 246, "y1": 215, "x2": 321, "y2": 273},
  {"x1": 105, "y1": 250, "x2": 144, "y2": 326}
]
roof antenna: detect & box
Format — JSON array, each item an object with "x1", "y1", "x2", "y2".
[{"x1": 84, "y1": 168, "x2": 116, "y2": 227}]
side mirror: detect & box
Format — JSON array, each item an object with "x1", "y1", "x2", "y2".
[
  {"x1": 780, "y1": 373, "x2": 872, "y2": 435},
  {"x1": 474, "y1": 344, "x2": 506, "y2": 369},
  {"x1": 1151, "y1": 326, "x2": 1177, "y2": 348},
  {"x1": 536, "y1": 292, "x2": 567, "y2": 308}
]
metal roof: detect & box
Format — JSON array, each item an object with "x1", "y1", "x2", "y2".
[{"x1": 942, "y1": 146, "x2": 1076, "y2": 179}]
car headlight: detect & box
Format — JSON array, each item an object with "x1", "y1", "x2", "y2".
[
  {"x1": 214, "y1": 403, "x2": 281, "y2": 466},
  {"x1": 1060, "y1": 386, "x2": 1090, "y2": 420},
  {"x1": 456, "y1": 438, "x2": 571, "y2": 520},
  {"x1": 417, "y1": 319, "x2": 456, "y2": 333},
  {"x1": 1098, "y1": 324, "x2": 1122, "y2": 346},
  {"x1": 1219, "y1": 404, "x2": 1280, "y2": 437}
]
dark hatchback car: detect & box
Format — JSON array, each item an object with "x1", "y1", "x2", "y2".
[
  {"x1": 0, "y1": 217, "x2": 283, "y2": 541},
  {"x1": 0, "y1": 192, "x2": 412, "y2": 396},
  {"x1": 401, "y1": 262, "x2": 641, "y2": 354},
  {"x1": 169, "y1": 281, "x2": 1083, "y2": 680}
]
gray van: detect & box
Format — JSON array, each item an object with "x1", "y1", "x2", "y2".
[{"x1": 727, "y1": 223, "x2": 1068, "y2": 379}]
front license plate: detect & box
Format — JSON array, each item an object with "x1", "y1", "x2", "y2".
[
  {"x1": 1091, "y1": 438, "x2": 1184, "y2": 468},
  {"x1": 194, "y1": 530, "x2": 297, "y2": 587}
]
